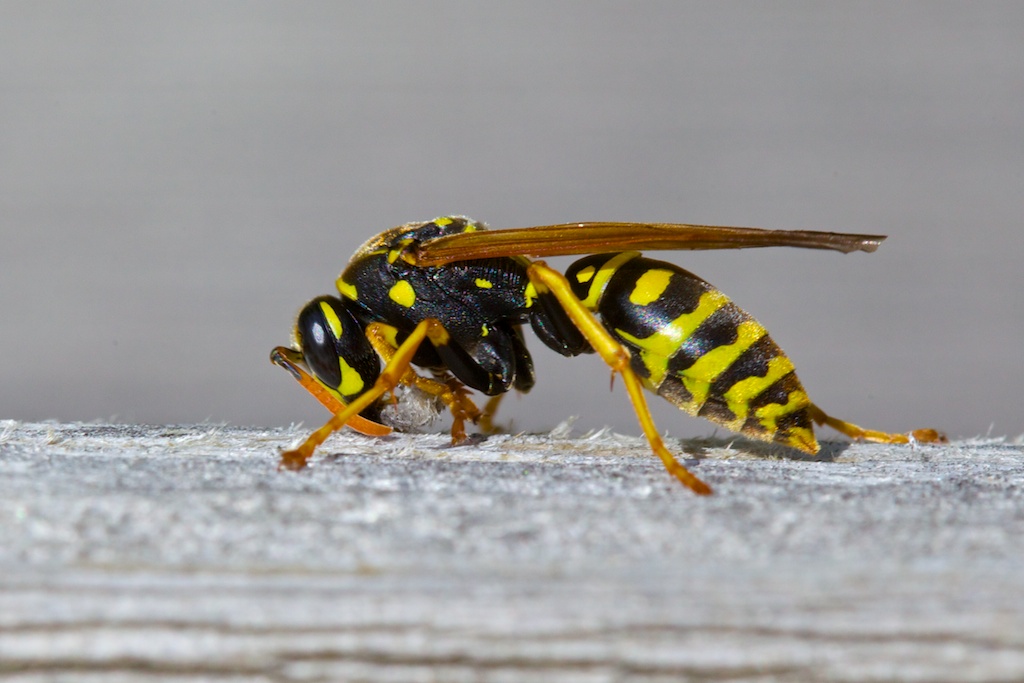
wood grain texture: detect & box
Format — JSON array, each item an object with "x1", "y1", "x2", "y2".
[{"x1": 2, "y1": 422, "x2": 1022, "y2": 681}]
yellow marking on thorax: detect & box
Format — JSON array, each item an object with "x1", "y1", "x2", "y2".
[
  {"x1": 614, "y1": 289, "x2": 729, "y2": 387},
  {"x1": 524, "y1": 282, "x2": 538, "y2": 308},
  {"x1": 582, "y1": 252, "x2": 640, "y2": 309},
  {"x1": 318, "y1": 301, "x2": 345, "y2": 340},
  {"x1": 433, "y1": 216, "x2": 454, "y2": 227},
  {"x1": 387, "y1": 238, "x2": 415, "y2": 265},
  {"x1": 481, "y1": 323, "x2": 489, "y2": 337},
  {"x1": 336, "y1": 277, "x2": 358, "y2": 301},
  {"x1": 475, "y1": 278, "x2": 493, "y2": 289},
  {"x1": 388, "y1": 280, "x2": 416, "y2": 308},
  {"x1": 629, "y1": 268, "x2": 673, "y2": 306}
]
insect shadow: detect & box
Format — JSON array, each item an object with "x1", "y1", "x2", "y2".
[{"x1": 678, "y1": 435, "x2": 849, "y2": 463}]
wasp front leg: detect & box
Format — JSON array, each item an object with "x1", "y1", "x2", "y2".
[
  {"x1": 526, "y1": 261, "x2": 713, "y2": 495},
  {"x1": 364, "y1": 322, "x2": 483, "y2": 444},
  {"x1": 270, "y1": 346, "x2": 392, "y2": 437},
  {"x1": 280, "y1": 318, "x2": 455, "y2": 470}
]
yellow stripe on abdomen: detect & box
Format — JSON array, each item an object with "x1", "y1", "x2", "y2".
[
  {"x1": 721, "y1": 355, "x2": 795, "y2": 419},
  {"x1": 615, "y1": 289, "x2": 730, "y2": 387},
  {"x1": 628, "y1": 268, "x2": 674, "y2": 306},
  {"x1": 678, "y1": 319, "x2": 767, "y2": 407}
]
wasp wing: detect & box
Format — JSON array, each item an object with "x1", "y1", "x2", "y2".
[{"x1": 413, "y1": 222, "x2": 885, "y2": 266}]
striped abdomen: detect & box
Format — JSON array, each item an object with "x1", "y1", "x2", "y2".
[{"x1": 565, "y1": 252, "x2": 818, "y2": 454}]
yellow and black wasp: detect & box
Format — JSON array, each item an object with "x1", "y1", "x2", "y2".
[{"x1": 272, "y1": 216, "x2": 944, "y2": 494}]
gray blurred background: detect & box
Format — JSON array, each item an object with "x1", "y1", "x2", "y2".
[{"x1": 2, "y1": 2, "x2": 1021, "y2": 441}]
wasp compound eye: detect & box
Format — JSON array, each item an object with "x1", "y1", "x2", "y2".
[{"x1": 296, "y1": 297, "x2": 345, "y2": 390}]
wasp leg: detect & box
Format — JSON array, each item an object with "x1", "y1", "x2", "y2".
[
  {"x1": 808, "y1": 404, "x2": 946, "y2": 446},
  {"x1": 280, "y1": 319, "x2": 454, "y2": 470},
  {"x1": 270, "y1": 346, "x2": 392, "y2": 437},
  {"x1": 364, "y1": 322, "x2": 482, "y2": 444},
  {"x1": 477, "y1": 394, "x2": 507, "y2": 434},
  {"x1": 526, "y1": 261, "x2": 712, "y2": 495}
]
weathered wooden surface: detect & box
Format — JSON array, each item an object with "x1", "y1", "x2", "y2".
[{"x1": 1, "y1": 421, "x2": 1023, "y2": 682}]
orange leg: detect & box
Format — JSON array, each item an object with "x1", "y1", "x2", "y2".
[
  {"x1": 527, "y1": 261, "x2": 712, "y2": 495},
  {"x1": 364, "y1": 322, "x2": 482, "y2": 444},
  {"x1": 476, "y1": 394, "x2": 507, "y2": 435},
  {"x1": 809, "y1": 404, "x2": 946, "y2": 446},
  {"x1": 270, "y1": 346, "x2": 391, "y2": 437},
  {"x1": 279, "y1": 318, "x2": 454, "y2": 471}
]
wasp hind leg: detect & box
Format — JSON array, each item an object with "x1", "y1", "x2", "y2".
[
  {"x1": 364, "y1": 322, "x2": 483, "y2": 444},
  {"x1": 476, "y1": 394, "x2": 508, "y2": 435},
  {"x1": 280, "y1": 318, "x2": 456, "y2": 471},
  {"x1": 808, "y1": 404, "x2": 946, "y2": 446},
  {"x1": 526, "y1": 261, "x2": 712, "y2": 495}
]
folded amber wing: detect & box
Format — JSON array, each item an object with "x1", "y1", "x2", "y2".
[{"x1": 413, "y1": 222, "x2": 885, "y2": 266}]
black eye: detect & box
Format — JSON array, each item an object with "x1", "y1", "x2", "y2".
[{"x1": 296, "y1": 297, "x2": 343, "y2": 389}]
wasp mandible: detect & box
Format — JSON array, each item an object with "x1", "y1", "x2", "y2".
[{"x1": 272, "y1": 216, "x2": 944, "y2": 494}]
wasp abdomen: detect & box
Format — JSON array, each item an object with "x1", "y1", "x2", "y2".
[{"x1": 566, "y1": 253, "x2": 818, "y2": 454}]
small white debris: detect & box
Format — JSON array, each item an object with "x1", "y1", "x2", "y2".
[{"x1": 548, "y1": 416, "x2": 578, "y2": 439}]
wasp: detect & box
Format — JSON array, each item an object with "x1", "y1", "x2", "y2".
[{"x1": 272, "y1": 216, "x2": 943, "y2": 494}]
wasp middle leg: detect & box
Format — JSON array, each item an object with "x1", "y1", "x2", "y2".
[{"x1": 364, "y1": 322, "x2": 483, "y2": 444}]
